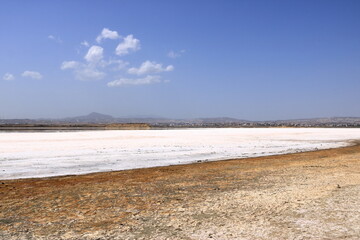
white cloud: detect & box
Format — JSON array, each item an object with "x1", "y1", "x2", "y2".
[
  {"x1": 3, "y1": 73, "x2": 15, "y2": 81},
  {"x1": 61, "y1": 61, "x2": 105, "y2": 81},
  {"x1": 115, "y1": 35, "x2": 140, "y2": 56},
  {"x1": 81, "y1": 41, "x2": 90, "y2": 47},
  {"x1": 128, "y1": 60, "x2": 174, "y2": 75},
  {"x1": 22, "y1": 71, "x2": 43, "y2": 79},
  {"x1": 48, "y1": 35, "x2": 62, "y2": 43},
  {"x1": 168, "y1": 49, "x2": 185, "y2": 58},
  {"x1": 60, "y1": 28, "x2": 174, "y2": 86},
  {"x1": 104, "y1": 59, "x2": 129, "y2": 71},
  {"x1": 75, "y1": 67, "x2": 106, "y2": 81},
  {"x1": 61, "y1": 44, "x2": 113, "y2": 81},
  {"x1": 84, "y1": 45, "x2": 104, "y2": 63},
  {"x1": 61, "y1": 61, "x2": 80, "y2": 70},
  {"x1": 107, "y1": 75, "x2": 161, "y2": 87},
  {"x1": 96, "y1": 28, "x2": 120, "y2": 43}
]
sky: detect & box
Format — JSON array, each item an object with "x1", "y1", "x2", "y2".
[{"x1": 0, "y1": 0, "x2": 359, "y2": 120}]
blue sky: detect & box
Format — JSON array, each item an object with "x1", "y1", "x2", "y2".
[{"x1": 1, "y1": 0, "x2": 359, "y2": 120}]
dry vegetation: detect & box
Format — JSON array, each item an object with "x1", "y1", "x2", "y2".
[{"x1": 1, "y1": 142, "x2": 360, "y2": 239}]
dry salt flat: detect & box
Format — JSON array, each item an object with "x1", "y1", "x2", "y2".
[{"x1": 1, "y1": 128, "x2": 360, "y2": 180}]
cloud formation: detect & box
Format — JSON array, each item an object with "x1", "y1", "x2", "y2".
[
  {"x1": 22, "y1": 71, "x2": 43, "y2": 79},
  {"x1": 106, "y1": 59, "x2": 129, "y2": 71},
  {"x1": 168, "y1": 49, "x2": 185, "y2": 58},
  {"x1": 61, "y1": 60, "x2": 106, "y2": 81},
  {"x1": 81, "y1": 41, "x2": 90, "y2": 47},
  {"x1": 107, "y1": 75, "x2": 162, "y2": 87},
  {"x1": 62, "y1": 44, "x2": 125, "y2": 81},
  {"x1": 48, "y1": 35, "x2": 62, "y2": 43},
  {"x1": 61, "y1": 28, "x2": 173, "y2": 86},
  {"x1": 115, "y1": 35, "x2": 140, "y2": 56},
  {"x1": 3, "y1": 73, "x2": 15, "y2": 81},
  {"x1": 75, "y1": 67, "x2": 106, "y2": 81},
  {"x1": 128, "y1": 61, "x2": 174, "y2": 75},
  {"x1": 61, "y1": 61, "x2": 80, "y2": 70},
  {"x1": 84, "y1": 46, "x2": 104, "y2": 63},
  {"x1": 96, "y1": 28, "x2": 120, "y2": 43}
]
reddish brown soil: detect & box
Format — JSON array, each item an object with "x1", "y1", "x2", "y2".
[{"x1": 1, "y1": 142, "x2": 360, "y2": 239}]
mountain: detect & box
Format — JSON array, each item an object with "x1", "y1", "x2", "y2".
[
  {"x1": 63, "y1": 112, "x2": 115, "y2": 123},
  {"x1": 1, "y1": 113, "x2": 360, "y2": 127},
  {"x1": 51, "y1": 113, "x2": 250, "y2": 124},
  {"x1": 60, "y1": 113, "x2": 172, "y2": 124}
]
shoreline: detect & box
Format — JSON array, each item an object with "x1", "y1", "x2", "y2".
[
  {"x1": 1, "y1": 126, "x2": 360, "y2": 133},
  {"x1": 2, "y1": 128, "x2": 360, "y2": 180},
  {"x1": 1, "y1": 141, "x2": 360, "y2": 239},
  {"x1": 2, "y1": 138, "x2": 358, "y2": 182}
]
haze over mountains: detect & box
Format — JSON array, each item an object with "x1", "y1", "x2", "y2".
[
  {"x1": 0, "y1": 112, "x2": 360, "y2": 127},
  {"x1": 33, "y1": 112, "x2": 250, "y2": 125},
  {"x1": 62, "y1": 112, "x2": 247, "y2": 124}
]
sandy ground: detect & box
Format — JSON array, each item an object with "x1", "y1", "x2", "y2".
[
  {"x1": 2, "y1": 128, "x2": 360, "y2": 179},
  {"x1": 1, "y1": 141, "x2": 360, "y2": 239}
]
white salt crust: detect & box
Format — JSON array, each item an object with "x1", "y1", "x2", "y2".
[{"x1": 1, "y1": 128, "x2": 360, "y2": 180}]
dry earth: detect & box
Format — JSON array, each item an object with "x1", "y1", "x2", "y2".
[{"x1": 1, "y1": 141, "x2": 360, "y2": 239}]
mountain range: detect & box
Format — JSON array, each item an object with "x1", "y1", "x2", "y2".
[{"x1": 1, "y1": 112, "x2": 360, "y2": 127}]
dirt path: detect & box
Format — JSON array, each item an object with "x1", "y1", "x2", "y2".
[{"x1": 1, "y1": 142, "x2": 360, "y2": 239}]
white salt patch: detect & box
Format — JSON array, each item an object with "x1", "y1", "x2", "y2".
[{"x1": 0, "y1": 128, "x2": 360, "y2": 180}]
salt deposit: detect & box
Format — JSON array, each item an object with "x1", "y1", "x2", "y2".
[{"x1": 1, "y1": 128, "x2": 360, "y2": 180}]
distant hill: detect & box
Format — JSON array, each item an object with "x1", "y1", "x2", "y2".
[
  {"x1": 0, "y1": 113, "x2": 359, "y2": 127},
  {"x1": 62, "y1": 112, "x2": 115, "y2": 123},
  {"x1": 57, "y1": 113, "x2": 249, "y2": 124}
]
